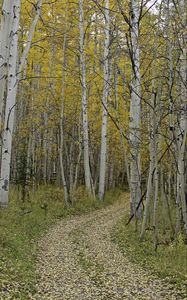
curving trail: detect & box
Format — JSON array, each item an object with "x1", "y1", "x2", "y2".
[{"x1": 33, "y1": 195, "x2": 185, "y2": 300}]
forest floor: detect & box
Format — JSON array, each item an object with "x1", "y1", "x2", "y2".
[{"x1": 32, "y1": 194, "x2": 186, "y2": 300}]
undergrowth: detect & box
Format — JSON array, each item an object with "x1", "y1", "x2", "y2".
[
  {"x1": 112, "y1": 206, "x2": 187, "y2": 297},
  {"x1": 0, "y1": 185, "x2": 122, "y2": 299}
]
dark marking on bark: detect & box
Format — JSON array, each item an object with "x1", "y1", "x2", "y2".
[
  {"x1": 126, "y1": 189, "x2": 146, "y2": 225},
  {"x1": 6, "y1": 103, "x2": 16, "y2": 131},
  {"x1": 2, "y1": 179, "x2": 8, "y2": 191}
]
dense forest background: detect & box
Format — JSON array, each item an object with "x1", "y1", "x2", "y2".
[
  {"x1": 0, "y1": 0, "x2": 186, "y2": 243},
  {"x1": 0, "y1": 0, "x2": 187, "y2": 298}
]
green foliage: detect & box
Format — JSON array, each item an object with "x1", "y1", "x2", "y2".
[
  {"x1": 112, "y1": 212, "x2": 187, "y2": 296},
  {"x1": 0, "y1": 186, "x2": 122, "y2": 299}
]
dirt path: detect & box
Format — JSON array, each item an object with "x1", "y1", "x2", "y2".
[{"x1": 33, "y1": 196, "x2": 185, "y2": 300}]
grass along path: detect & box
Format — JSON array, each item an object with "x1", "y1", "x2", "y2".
[
  {"x1": 0, "y1": 187, "x2": 121, "y2": 299},
  {"x1": 112, "y1": 211, "x2": 187, "y2": 294},
  {"x1": 32, "y1": 193, "x2": 185, "y2": 300}
]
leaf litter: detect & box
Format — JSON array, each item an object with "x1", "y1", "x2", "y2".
[{"x1": 32, "y1": 198, "x2": 186, "y2": 300}]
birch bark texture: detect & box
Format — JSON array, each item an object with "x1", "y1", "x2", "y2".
[
  {"x1": 0, "y1": 0, "x2": 14, "y2": 130},
  {"x1": 98, "y1": 0, "x2": 110, "y2": 200},
  {"x1": 0, "y1": 0, "x2": 43, "y2": 207},
  {"x1": 0, "y1": 0, "x2": 21, "y2": 207},
  {"x1": 129, "y1": 0, "x2": 141, "y2": 217},
  {"x1": 79, "y1": 0, "x2": 93, "y2": 195}
]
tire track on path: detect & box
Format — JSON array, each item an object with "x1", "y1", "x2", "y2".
[{"x1": 33, "y1": 195, "x2": 185, "y2": 300}]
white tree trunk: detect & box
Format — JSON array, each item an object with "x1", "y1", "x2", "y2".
[
  {"x1": 79, "y1": 0, "x2": 93, "y2": 195},
  {"x1": 0, "y1": 0, "x2": 21, "y2": 207},
  {"x1": 0, "y1": 0, "x2": 42, "y2": 207},
  {"x1": 98, "y1": 0, "x2": 110, "y2": 200},
  {"x1": 0, "y1": 0, "x2": 14, "y2": 129},
  {"x1": 140, "y1": 143, "x2": 154, "y2": 239},
  {"x1": 175, "y1": 0, "x2": 187, "y2": 237},
  {"x1": 18, "y1": 0, "x2": 42, "y2": 77},
  {"x1": 129, "y1": 0, "x2": 141, "y2": 218},
  {"x1": 59, "y1": 24, "x2": 69, "y2": 205}
]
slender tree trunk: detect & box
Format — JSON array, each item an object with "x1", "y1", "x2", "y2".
[
  {"x1": 153, "y1": 144, "x2": 159, "y2": 251},
  {"x1": 98, "y1": 0, "x2": 110, "y2": 200},
  {"x1": 175, "y1": 0, "x2": 187, "y2": 238},
  {"x1": 72, "y1": 113, "x2": 82, "y2": 193},
  {"x1": 79, "y1": 0, "x2": 93, "y2": 195},
  {"x1": 43, "y1": 110, "x2": 48, "y2": 184},
  {"x1": 113, "y1": 53, "x2": 130, "y2": 188},
  {"x1": 59, "y1": 21, "x2": 69, "y2": 205},
  {"x1": 59, "y1": 131, "x2": 68, "y2": 205},
  {"x1": 179, "y1": 0, "x2": 187, "y2": 238},
  {"x1": 18, "y1": 0, "x2": 42, "y2": 78},
  {"x1": 69, "y1": 141, "x2": 74, "y2": 196},
  {"x1": 161, "y1": 168, "x2": 175, "y2": 236},
  {"x1": 129, "y1": 0, "x2": 141, "y2": 222},
  {"x1": 0, "y1": 0, "x2": 21, "y2": 207},
  {"x1": 0, "y1": 0, "x2": 13, "y2": 130},
  {"x1": 140, "y1": 147, "x2": 154, "y2": 239},
  {"x1": 93, "y1": 14, "x2": 98, "y2": 74}
]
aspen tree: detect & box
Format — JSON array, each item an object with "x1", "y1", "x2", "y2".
[
  {"x1": 79, "y1": 0, "x2": 93, "y2": 195},
  {"x1": 129, "y1": 0, "x2": 141, "y2": 219},
  {"x1": 177, "y1": 0, "x2": 187, "y2": 237},
  {"x1": 59, "y1": 20, "x2": 69, "y2": 205},
  {"x1": 173, "y1": 0, "x2": 187, "y2": 238},
  {"x1": 99, "y1": 0, "x2": 110, "y2": 200},
  {"x1": 0, "y1": 0, "x2": 14, "y2": 130},
  {"x1": 0, "y1": 0, "x2": 21, "y2": 207},
  {"x1": 0, "y1": 0, "x2": 42, "y2": 207}
]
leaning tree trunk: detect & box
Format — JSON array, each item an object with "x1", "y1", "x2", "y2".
[
  {"x1": 79, "y1": 0, "x2": 93, "y2": 195},
  {"x1": 98, "y1": 0, "x2": 110, "y2": 200},
  {"x1": 129, "y1": 0, "x2": 141, "y2": 222}
]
